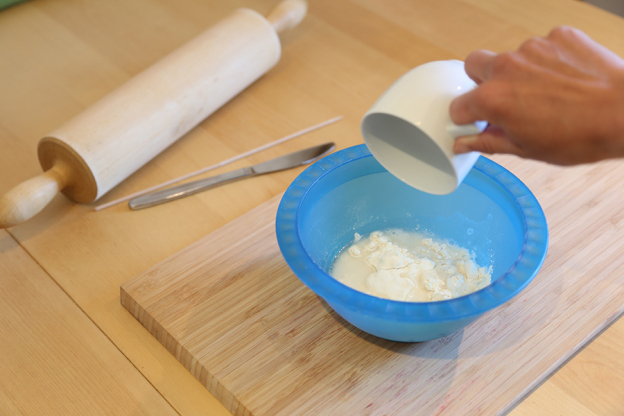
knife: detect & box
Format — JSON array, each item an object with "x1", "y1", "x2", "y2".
[{"x1": 129, "y1": 142, "x2": 335, "y2": 210}]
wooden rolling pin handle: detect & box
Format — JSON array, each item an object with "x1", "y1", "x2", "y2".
[
  {"x1": 267, "y1": 0, "x2": 307, "y2": 33},
  {"x1": 0, "y1": 162, "x2": 71, "y2": 228}
]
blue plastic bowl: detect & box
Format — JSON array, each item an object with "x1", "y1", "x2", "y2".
[{"x1": 276, "y1": 144, "x2": 548, "y2": 342}]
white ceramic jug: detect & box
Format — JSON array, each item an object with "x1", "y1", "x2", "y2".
[{"x1": 361, "y1": 60, "x2": 486, "y2": 195}]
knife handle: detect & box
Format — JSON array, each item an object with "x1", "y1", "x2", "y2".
[{"x1": 129, "y1": 167, "x2": 254, "y2": 210}]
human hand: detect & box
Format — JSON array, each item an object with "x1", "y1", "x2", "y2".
[{"x1": 450, "y1": 26, "x2": 624, "y2": 165}]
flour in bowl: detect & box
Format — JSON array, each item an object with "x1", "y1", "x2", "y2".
[{"x1": 330, "y1": 229, "x2": 491, "y2": 302}]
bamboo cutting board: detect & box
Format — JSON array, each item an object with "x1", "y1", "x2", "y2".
[{"x1": 121, "y1": 156, "x2": 624, "y2": 416}]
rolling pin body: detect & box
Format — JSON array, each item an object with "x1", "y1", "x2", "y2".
[{"x1": 0, "y1": 0, "x2": 307, "y2": 228}]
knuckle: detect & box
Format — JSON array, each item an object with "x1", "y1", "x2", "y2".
[
  {"x1": 467, "y1": 129, "x2": 503, "y2": 155},
  {"x1": 518, "y1": 36, "x2": 545, "y2": 53},
  {"x1": 470, "y1": 87, "x2": 491, "y2": 109},
  {"x1": 548, "y1": 25, "x2": 576, "y2": 41},
  {"x1": 518, "y1": 36, "x2": 559, "y2": 59},
  {"x1": 470, "y1": 88, "x2": 496, "y2": 116},
  {"x1": 547, "y1": 26, "x2": 590, "y2": 47},
  {"x1": 479, "y1": 140, "x2": 499, "y2": 155},
  {"x1": 491, "y1": 52, "x2": 519, "y2": 74},
  {"x1": 474, "y1": 84, "x2": 513, "y2": 120}
]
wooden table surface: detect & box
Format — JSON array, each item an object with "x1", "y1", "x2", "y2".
[{"x1": 0, "y1": 0, "x2": 622, "y2": 415}]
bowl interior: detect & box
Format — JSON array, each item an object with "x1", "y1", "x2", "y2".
[
  {"x1": 276, "y1": 144, "x2": 548, "y2": 324},
  {"x1": 298, "y1": 154, "x2": 525, "y2": 282}
]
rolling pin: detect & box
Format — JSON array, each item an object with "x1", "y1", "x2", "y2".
[{"x1": 0, "y1": 0, "x2": 307, "y2": 228}]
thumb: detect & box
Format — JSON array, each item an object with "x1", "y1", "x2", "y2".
[{"x1": 453, "y1": 125, "x2": 526, "y2": 157}]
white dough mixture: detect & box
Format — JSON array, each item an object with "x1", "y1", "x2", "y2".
[{"x1": 330, "y1": 229, "x2": 492, "y2": 302}]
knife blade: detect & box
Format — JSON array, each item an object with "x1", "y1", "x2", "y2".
[{"x1": 129, "y1": 142, "x2": 335, "y2": 210}]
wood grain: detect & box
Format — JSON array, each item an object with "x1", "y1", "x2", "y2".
[
  {"x1": 509, "y1": 317, "x2": 624, "y2": 415},
  {"x1": 0, "y1": 229, "x2": 177, "y2": 415},
  {"x1": 0, "y1": 0, "x2": 623, "y2": 415},
  {"x1": 121, "y1": 149, "x2": 624, "y2": 416}
]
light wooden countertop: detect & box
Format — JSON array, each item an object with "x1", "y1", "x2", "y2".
[{"x1": 0, "y1": 0, "x2": 622, "y2": 414}]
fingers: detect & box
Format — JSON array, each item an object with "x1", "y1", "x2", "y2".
[
  {"x1": 449, "y1": 88, "x2": 484, "y2": 126},
  {"x1": 547, "y1": 26, "x2": 624, "y2": 70},
  {"x1": 450, "y1": 50, "x2": 499, "y2": 125},
  {"x1": 464, "y1": 50, "x2": 497, "y2": 84},
  {"x1": 453, "y1": 125, "x2": 527, "y2": 157},
  {"x1": 547, "y1": 26, "x2": 595, "y2": 51},
  {"x1": 518, "y1": 35, "x2": 559, "y2": 64}
]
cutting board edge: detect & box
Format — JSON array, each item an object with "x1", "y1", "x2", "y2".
[
  {"x1": 118, "y1": 184, "x2": 624, "y2": 415},
  {"x1": 498, "y1": 306, "x2": 624, "y2": 415},
  {"x1": 120, "y1": 285, "x2": 254, "y2": 416},
  {"x1": 120, "y1": 194, "x2": 284, "y2": 416}
]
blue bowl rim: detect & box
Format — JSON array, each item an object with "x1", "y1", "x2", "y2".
[{"x1": 276, "y1": 144, "x2": 549, "y2": 323}]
